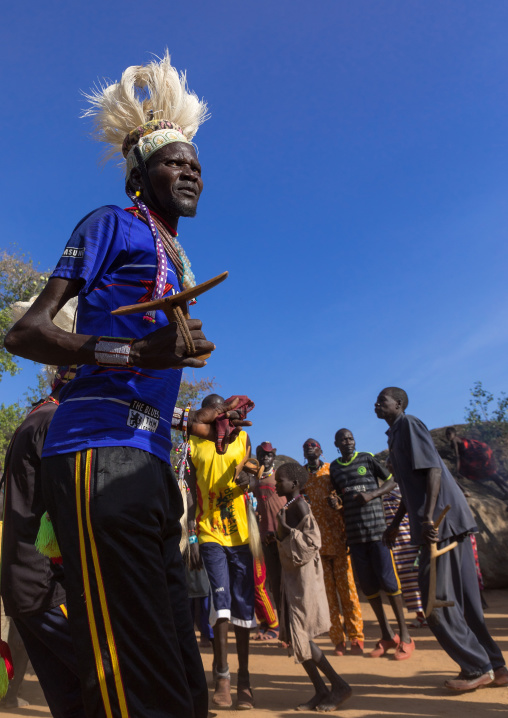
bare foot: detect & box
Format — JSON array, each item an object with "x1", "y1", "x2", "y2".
[
  {"x1": 296, "y1": 690, "x2": 330, "y2": 711},
  {"x1": 316, "y1": 685, "x2": 352, "y2": 711}
]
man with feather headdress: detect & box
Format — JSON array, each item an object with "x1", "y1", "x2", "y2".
[{"x1": 5, "y1": 52, "x2": 249, "y2": 718}]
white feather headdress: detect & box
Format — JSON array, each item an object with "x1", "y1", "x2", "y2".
[{"x1": 82, "y1": 50, "x2": 209, "y2": 168}]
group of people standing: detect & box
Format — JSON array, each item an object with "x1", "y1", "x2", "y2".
[
  {"x1": 1, "y1": 51, "x2": 507, "y2": 718},
  {"x1": 180, "y1": 387, "x2": 507, "y2": 712}
]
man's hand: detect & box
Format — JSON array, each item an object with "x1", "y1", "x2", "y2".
[
  {"x1": 421, "y1": 522, "x2": 439, "y2": 544},
  {"x1": 189, "y1": 542, "x2": 202, "y2": 570},
  {"x1": 354, "y1": 491, "x2": 373, "y2": 505},
  {"x1": 383, "y1": 523, "x2": 400, "y2": 547},
  {"x1": 327, "y1": 490, "x2": 342, "y2": 510},
  {"x1": 130, "y1": 318, "x2": 215, "y2": 369},
  {"x1": 235, "y1": 470, "x2": 250, "y2": 489},
  {"x1": 190, "y1": 397, "x2": 252, "y2": 443}
]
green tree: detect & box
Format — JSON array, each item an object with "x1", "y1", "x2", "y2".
[
  {"x1": 0, "y1": 249, "x2": 49, "y2": 380},
  {"x1": 0, "y1": 249, "x2": 51, "y2": 467},
  {"x1": 464, "y1": 381, "x2": 508, "y2": 441}
]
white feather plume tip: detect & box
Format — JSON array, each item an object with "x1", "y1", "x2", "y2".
[{"x1": 81, "y1": 50, "x2": 209, "y2": 164}]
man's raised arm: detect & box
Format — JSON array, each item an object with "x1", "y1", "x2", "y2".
[{"x1": 5, "y1": 277, "x2": 215, "y2": 370}]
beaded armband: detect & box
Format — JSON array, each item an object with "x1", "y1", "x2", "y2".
[
  {"x1": 182, "y1": 404, "x2": 191, "y2": 438},
  {"x1": 95, "y1": 337, "x2": 135, "y2": 366}
]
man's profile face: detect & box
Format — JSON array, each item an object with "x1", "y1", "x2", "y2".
[
  {"x1": 335, "y1": 430, "x2": 355, "y2": 457},
  {"x1": 145, "y1": 142, "x2": 203, "y2": 217},
  {"x1": 374, "y1": 392, "x2": 400, "y2": 422}
]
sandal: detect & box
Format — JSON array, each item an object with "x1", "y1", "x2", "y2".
[
  {"x1": 253, "y1": 623, "x2": 268, "y2": 640},
  {"x1": 260, "y1": 627, "x2": 279, "y2": 641}
]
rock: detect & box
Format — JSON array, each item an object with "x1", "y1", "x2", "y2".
[
  {"x1": 462, "y1": 482, "x2": 508, "y2": 588},
  {"x1": 274, "y1": 454, "x2": 299, "y2": 470}
]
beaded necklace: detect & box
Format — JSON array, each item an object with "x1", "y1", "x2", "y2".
[
  {"x1": 284, "y1": 494, "x2": 303, "y2": 509},
  {"x1": 28, "y1": 396, "x2": 59, "y2": 416},
  {"x1": 124, "y1": 192, "x2": 196, "y2": 323},
  {"x1": 306, "y1": 461, "x2": 323, "y2": 474}
]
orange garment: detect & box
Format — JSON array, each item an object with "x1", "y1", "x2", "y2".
[{"x1": 305, "y1": 462, "x2": 364, "y2": 644}]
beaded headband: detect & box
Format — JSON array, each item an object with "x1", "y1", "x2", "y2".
[{"x1": 123, "y1": 119, "x2": 190, "y2": 179}]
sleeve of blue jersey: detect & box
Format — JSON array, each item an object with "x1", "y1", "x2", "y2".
[{"x1": 50, "y1": 206, "x2": 126, "y2": 293}]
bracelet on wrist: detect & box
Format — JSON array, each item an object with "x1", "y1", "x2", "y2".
[
  {"x1": 422, "y1": 520, "x2": 434, "y2": 525},
  {"x1": 95, "y1": 336, "x2": 135, "y2": 367},
  {"x1": 188, "y1": 535, "x2": 198, "y2": 545}
]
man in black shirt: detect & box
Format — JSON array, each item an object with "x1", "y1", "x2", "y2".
[
  {"x1": 329, "y1": 429, "x2": 414, "y2": 660},
  {"x1": 376, "y1": 386, "x2": 507, "y2": 691},
  {"x1": 1, "y1": 375, "x2": 85, "y2": 718}
]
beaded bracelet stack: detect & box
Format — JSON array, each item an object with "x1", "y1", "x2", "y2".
[
  {"x1": 171, "y1": 404, "x2": 192, "y2": 436},
  {"x1": 182, "y1": 404, "x2": 191, "y2": 438},
  {"x1": 95, "y1": 337, "x2": 135, "y2": 366}
]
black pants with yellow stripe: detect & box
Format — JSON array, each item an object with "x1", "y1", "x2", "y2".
[{"x1": 42, "y1": 446, "x2": 207, "y2": 718}]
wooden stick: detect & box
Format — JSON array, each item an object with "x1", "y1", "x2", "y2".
[
  {"x1": 111, "y1": 271, "x2": 228, "y2": 366},
  {"x1": 111, "y1": 272, "x2": 228, "y2": 315},
  {"x1": 425, "y1": 505, "x2": 459, "y2": 618}
]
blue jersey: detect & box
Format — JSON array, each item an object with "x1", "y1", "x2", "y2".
[{"x1": 42, "y1": 205, "x2": 183, "y2": 463}]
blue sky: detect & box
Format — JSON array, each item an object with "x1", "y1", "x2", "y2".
[{"x1": 2, "y1": 1, "x2": 508, "y2": 463}]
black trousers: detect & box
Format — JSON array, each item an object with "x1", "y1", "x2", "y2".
[
  {"x1": 419, "y1": 535, "x2": 505, "y2": 677},
  {"x1": 14, "y1": 605, "x2": 84, "y2": 718},
  {"x1": 42, "y1": 447, "x2": 207, "y2": 718}
]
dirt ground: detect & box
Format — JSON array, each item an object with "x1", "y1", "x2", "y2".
[{"x1": 0, "y1": 589, "x2": 506, "y2": 717}]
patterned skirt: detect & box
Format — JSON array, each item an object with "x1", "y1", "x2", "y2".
[{"x1": 383, "y1": 493, "x2": 423, "y2": 613}]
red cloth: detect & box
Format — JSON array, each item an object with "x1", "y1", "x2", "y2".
[
  {"x1": 215, "y1": 396, "x2": 254, "y2": 455},
  {"x1": 459, "y1": 438, "x2": 497, "y2": 479},
  {"x1": 253, "y1": 471, "x2": 287, "y2": 541}
]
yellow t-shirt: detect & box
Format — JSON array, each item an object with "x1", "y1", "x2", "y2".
[{"x1": 190, "y1": 431, "x2": 249, "y2": 547}]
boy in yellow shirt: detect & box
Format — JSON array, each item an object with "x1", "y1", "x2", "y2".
[{"x1": 188, "y1": 394, "x2": 254, "y2": 710}]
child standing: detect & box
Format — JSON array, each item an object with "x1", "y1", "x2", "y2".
[{"x1": 275, "y1": 463, "x2": 352, "y2": 712}]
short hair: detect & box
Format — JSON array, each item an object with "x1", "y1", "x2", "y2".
[
  {"x1": 335, "y1": 428, "x2": 352, "y2": 441},
  {"x1": 445, "y1": 426, "x2": 456, "y2": 436},
  {"x1": 201, "y1": 393, "x2": 225, "y2": 408},
  {"x1": 382, "y1": 387, "x2": 409, "y2": 410},
  {"x1": 276, "y1": 462, "x2": 309, "y2": 490}
]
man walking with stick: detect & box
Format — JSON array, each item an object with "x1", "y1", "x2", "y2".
[{"x1": 375, "y1": 386, "x2": 507, "y2": 691}]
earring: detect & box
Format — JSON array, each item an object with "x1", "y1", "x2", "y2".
[{"x1": 135, "y1": 190, "x2": 141, "y2": 198}]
